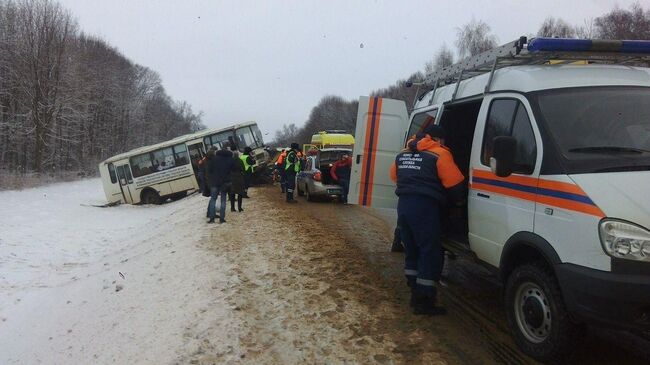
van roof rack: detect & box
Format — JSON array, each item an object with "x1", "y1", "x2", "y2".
[{"x1": 425, "y1": 36, "x2": 650, "y2": 101}]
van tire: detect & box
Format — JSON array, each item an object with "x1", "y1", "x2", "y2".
[
  {"x1": 141, "y1": 189, "x2": 161, "y2": 205},
  {"x1": 505, "y1": 262, "x2": 580, "y2": 362}
]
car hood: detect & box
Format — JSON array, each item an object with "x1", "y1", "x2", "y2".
[{"x1": 571, "y1": 172, "x2": 650, "y2": 227}]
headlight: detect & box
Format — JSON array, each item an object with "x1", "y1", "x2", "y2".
[{"x1": 599, "y1": 219, "x2": 650, "y2": 262}]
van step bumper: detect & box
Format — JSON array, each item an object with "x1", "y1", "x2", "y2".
[{"x1": 556, "y1": 263, "x2": 650, "y2": 331}]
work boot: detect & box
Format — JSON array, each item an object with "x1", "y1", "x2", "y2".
[
  {"x1": 207, "y1": 218, "x2": 215, "y2": 224},
  {"x1": 412, "y1": 292, "x2": 446, "y2": 316}
]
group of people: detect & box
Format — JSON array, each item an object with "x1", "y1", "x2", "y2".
[
  {"x1": 274, "y1": 143, "x2": 303, "y2": 203},
  {"x1": 196, "y1": 145, "x2": 255, "y2": 224},
  {"x1": 390, "y1": 124, "x2": 465, "y2": 316},
  {"x1": 274, "y1": 143, "x2": 352, "y2": 204}
]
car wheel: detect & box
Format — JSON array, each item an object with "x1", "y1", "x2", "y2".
[
  {"x1": 297, "y1": 183, "x2": 304, "y2": 196},
  {"x1": 306, "y1": 186, "x2": 314, "y2": 202},
  {"x1": 141, "y1": 189, "x2": 161, "y2": 205},
  {"x1": 505, "y1": 262, "x2": 581, "y2": 362}
]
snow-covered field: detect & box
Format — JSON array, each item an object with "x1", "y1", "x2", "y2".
[
  {"x1": 0, "y1": 179, "x2": 239, "y2": 364},
  {"x1": 0, "y1": 179, "x2": 445, "y2": 364}
]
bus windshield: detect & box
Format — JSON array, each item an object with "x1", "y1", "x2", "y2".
[
  {"x1": 236, "y1": 125, "x2": 264, "y2": 150},
  {"x1": 532, "y1": 86, "x2": 650, "y2": 173}
]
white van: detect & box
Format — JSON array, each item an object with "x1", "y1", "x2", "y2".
[{"x1": 349, "y1": 37, "x2": 650, "y2": 361}]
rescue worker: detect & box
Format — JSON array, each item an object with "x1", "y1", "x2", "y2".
[
  {"x1": 389, "y1": 125, "x2": 464, "y2": 315},
  {"x1": 276, "y1": 149, "x2": 287, "y2": 193},
  {"x1": 285, "y1": 143, "x2": 301, "y2": 203},
  {"x1": 330, "y1": 153, "x2": 352, "y2": 204},
  {"x1": 240, "y1": 147, "x2": 255, "y2": 198}
]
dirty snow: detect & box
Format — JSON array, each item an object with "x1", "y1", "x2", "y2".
[{"x1": 0, "y1": 179, "x2": 448, "y2": 364}]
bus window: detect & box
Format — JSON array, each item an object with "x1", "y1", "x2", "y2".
[
  {"x1": 108, "y1": 163, "x2": 118, "y2": 184},
  {"x1": 204, "y1": 131, "x2": 233, "y2": 150},
  {"x1": 151, "y1": 147, "x2": 175, "y2": 171},
  {"x1": 236, "y1": 127, "x2": 258, "y2": 150},
  {"x1": 173, "y1": 144, "x2": 190, "y2": 165},
  {"x1": 251, "y1": 124, "x2": 264, "y2": 147},
  {"x1": 124, "y1": 165, "x2": 134, "y2": 184},
  {"x1": 130, "y1": 153, "x2": 153, "y2": 177}
]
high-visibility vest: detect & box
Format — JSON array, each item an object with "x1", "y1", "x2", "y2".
[
  {"x1": 240, "y1": 154, "x2": 253, "y2": 173},
  {"x1": 285, "y1": 151, "x2": 300, "y2": 173}
]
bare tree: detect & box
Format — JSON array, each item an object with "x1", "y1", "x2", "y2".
[
  {"x1": 455, "y1": 19, "x2": 498, "y2": 58},
  {"x1": 575, "y1": 18, "x2": 596, "y2": 39},
  {"x1": 273, "y1": 123, "x2": 300, "y2": 147},
  {"x1": 424, "y1": 44, "x2": 454, "y2": 75},
  {"x1": 537, "y1": 17, "x2": 576, "y2": 38},
  {"x1": 0, "y1": 0, "x2": 204, "y2": 178},
  {"x1": 595, "y1": 3, "x2": 650, "y2": 40}
]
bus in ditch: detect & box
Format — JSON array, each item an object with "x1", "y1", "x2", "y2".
[{"x1": 99, "y1": 122, "x2": 269, "y2": 205}]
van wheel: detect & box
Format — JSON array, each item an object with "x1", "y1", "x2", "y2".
[
  {"x1": 505, "y1": 262, "x2": 580, "y2": 362},
  {"x1": 141, "y1": 190, "x2": 161, "y2": 205}
]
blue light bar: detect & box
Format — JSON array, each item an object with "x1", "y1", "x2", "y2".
[{"x1": 528, "y1": 38, "x2": 650, "y2": 54}]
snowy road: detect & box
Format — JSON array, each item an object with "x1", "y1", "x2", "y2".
[
  {"x1": 4, "y1": 179, "x2": 647, "y2": 365},
  {"x1": 0, "y1": 179, "x2": 445, "y2": 364}
]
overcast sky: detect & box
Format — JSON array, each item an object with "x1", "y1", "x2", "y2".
[{"x1": 60, "y1": 0, "x2": 637, "y2": 139}]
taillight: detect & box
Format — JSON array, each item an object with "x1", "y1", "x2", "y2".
[{"x1": 314, "y1": 171, "x2": 322, "y2": 181}]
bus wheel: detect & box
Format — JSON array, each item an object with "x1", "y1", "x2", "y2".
[
  {"x1": 142, "y1": 189, "x2": 161, "y2": 205},
  {"x1": 505, "y1": 262, "x2": 580, "y2": 362}
]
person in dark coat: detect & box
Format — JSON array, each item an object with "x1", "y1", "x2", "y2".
[
  {"x1": 203, "y1": 148, "x2": 216, "y2": 217},
  {"x1": 229, "y1": 148, "x2": 246, "y2": 212},
  {"x1": 207, "y1": 147, "x2": 235, "y2": 223}
]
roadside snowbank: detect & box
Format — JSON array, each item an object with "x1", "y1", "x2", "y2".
[{"x1": 0, "y1": 179, "x2": 241, "y2": 364}]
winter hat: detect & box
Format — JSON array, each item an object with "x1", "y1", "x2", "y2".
[{"x1": 290, "y1": 143, "x2": 300, "y2": 151}]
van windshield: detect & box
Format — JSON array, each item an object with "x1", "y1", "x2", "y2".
[{"x1": 532, "y1": 87, "x2": 650, "y2": 173}]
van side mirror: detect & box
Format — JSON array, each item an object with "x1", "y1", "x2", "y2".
[{"x1": 490, "y1": 136, "x2": 517, "y2": 177}]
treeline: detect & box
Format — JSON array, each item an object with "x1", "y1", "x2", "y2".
[
  {"x1": 0, "y1": 0, "x2": 204, "y2": 176},
  {"x1": 274, "y1": 2, "x2": 650, "y2": 147}
]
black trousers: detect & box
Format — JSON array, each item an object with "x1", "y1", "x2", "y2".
[
  {"x1": 285, "y1": 172, "x2": 296, "y2": 201},
  {"x1": 229, "y1": 193, "x2": 242, "y2": 210}
]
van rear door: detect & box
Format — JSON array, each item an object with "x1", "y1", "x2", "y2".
[{"x1": 349, "y1": 96, "x2": 409, "y2": 208}]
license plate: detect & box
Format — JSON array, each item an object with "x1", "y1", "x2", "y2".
[{"x1": 327, "y1": 189, "x2": 342, "y2": 195}]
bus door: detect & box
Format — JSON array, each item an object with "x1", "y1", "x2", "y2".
[
  {"x1": 115, "y1": 164, "x2": 135, "y2": 204},
  {"x1": 188, "y1": 143, "x2": 205, "y2": 186}
]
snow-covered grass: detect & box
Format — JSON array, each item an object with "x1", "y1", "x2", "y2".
[{"x1": 0, "y1": 179, "x2": 239, "y2": 364}]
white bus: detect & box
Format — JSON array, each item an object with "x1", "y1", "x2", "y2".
[{"x1": 99, "y1": 122, "x2": 269, "y2": 205}]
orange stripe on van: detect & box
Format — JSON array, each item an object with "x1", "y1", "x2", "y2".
[
  {"x1": 358, "y1": 97, "x2": 376, "y2": 205},
  {"x1": 471, "y1": 169, "x2": 604, "y2": 217},
  {"x1": 365, "y1": 98, "x2": 382, "y2": 206}
]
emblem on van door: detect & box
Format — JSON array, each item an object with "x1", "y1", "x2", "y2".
[{"x1": 545, "y1": 208, "x2": 554, "y2": 216}]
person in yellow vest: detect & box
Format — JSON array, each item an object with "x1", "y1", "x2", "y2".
[
  {"x1": 240, "y1": 147, "x2": 255, "y2": 198},
  {"x1": 285, "y1": 143, "x2": 301, "y2": 203}
]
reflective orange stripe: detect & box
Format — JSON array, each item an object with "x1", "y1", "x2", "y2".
[
  {"x1": 358, "y1": 97, "x2": 382, "y2": 206},
  {"x1": 471, "y1": 169, "x2": 604, "y2": 217}
]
